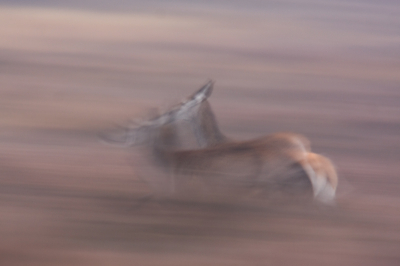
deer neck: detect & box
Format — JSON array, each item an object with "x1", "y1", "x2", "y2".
[{"x1": 191, "y1": 100, "x2": 229, "y2": 147}]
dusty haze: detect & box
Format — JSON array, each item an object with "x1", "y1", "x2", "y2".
[{"x1": 1, "y1": 1, "x2": 400, "y2": 265}]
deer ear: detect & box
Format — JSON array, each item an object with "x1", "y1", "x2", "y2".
[
  {"x1": 190, "y1": 80, "x2": 214, "y2": 103},
  {"x1": 203, "y1": 80, "x2": 214, "y2": 98}
]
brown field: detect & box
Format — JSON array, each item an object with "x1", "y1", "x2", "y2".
[{"x1": 1, "y1": 3, "x2": 400, "y2": 265}]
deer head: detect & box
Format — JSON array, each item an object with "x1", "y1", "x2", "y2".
[{"x1": 100, "y1": 81, "x2": 214, "y2": 148}]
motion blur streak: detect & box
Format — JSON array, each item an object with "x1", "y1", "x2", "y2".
[{"x1": 0, "y1": 1, "x2": 400, "y2": 265}]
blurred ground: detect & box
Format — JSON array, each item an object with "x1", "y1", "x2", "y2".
[{"x1": 1, "y1": 1, "x2": 400, "y2": 265}]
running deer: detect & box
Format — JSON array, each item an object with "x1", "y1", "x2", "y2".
[{"x1": 103, "y1": 81, "x2": 338, "y2": 204}]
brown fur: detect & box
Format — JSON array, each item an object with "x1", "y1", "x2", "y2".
[{"x1": 159, "y1": 131, "x2": 314, "y2": 200}]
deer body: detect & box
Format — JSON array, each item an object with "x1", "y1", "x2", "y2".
[
  {"x1": 137, "y1": 121, "x2": 318, "y2": 201},
  {"x1": 104, "y1": 81, "x2": 338, "y2": 204}
]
